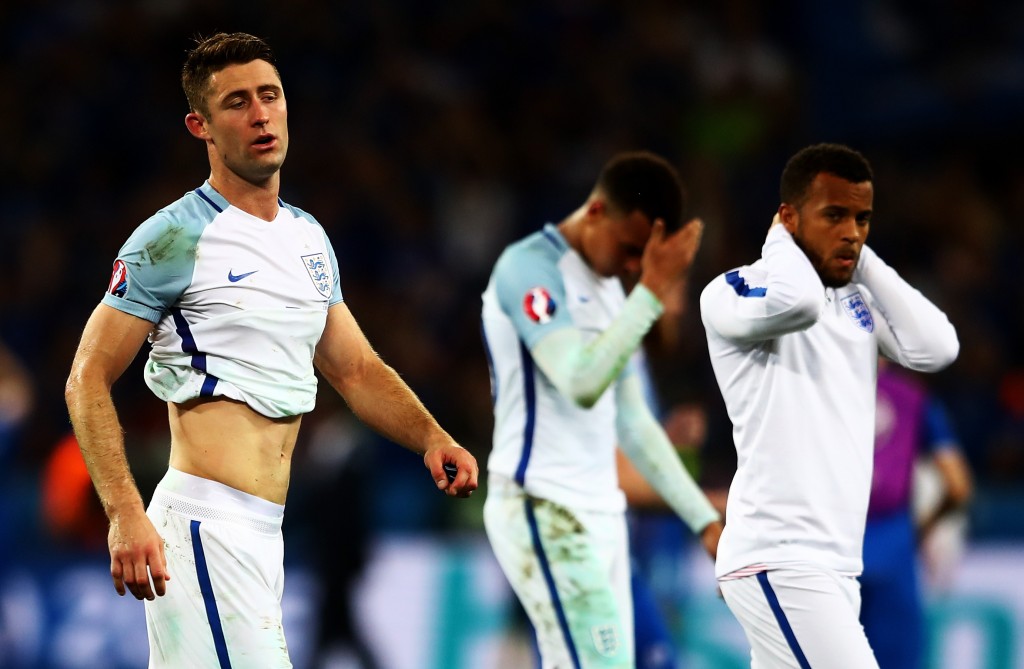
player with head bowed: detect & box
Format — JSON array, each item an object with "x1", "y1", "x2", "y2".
[{"x1": 481, "y1": 150, "x2": 723, "y2": 668}]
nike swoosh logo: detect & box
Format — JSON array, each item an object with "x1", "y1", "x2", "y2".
[{"x1": 228, "y1": 269, "x2": 259, "y2": 282}]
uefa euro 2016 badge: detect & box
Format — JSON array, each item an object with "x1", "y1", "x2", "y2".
[
  {"x1": 523, "y1": 287, "x2": 556, "y2": 324},
  {"x1": 841, "y1": 292, "x2": 874, "y2": 332},
  {"x1": 108, "y1": 259, "x2": 128, "y2": 298},
  {"x1": 302, "y1": 253, "x2": 331, "y2": 298}
]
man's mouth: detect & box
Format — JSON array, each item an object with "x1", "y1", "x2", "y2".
[
  {"x1": 833, "y1": 250, "x2": 858, "y2": 269},
  {"x1": 254, "y1": 134, "x2": 276, "y2": 146}
]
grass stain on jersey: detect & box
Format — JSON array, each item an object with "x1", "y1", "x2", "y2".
[{"x1": 145, "y1": 224, "x2": 198, "y2": 264}]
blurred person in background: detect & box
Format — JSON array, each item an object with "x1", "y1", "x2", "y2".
[
  {"x1": 480, "y1": 151, "x2": 723, "y2": 668},
  {"x1": 0, "y1": 338, "x2": 34, "y2": 654},
  {"x1": 701, "y1": 143, "x2": 959, "y2": 668},
  {"x1": 64, "y1": 32, "x2": 477, "y2": 668},
  {"x1": 616, "y1": 400, "x2": 728, "y2": 669},
  {"x1": 0, "y1": 339, "x2": 34, "y2": 465},
  {"x1": 860, "y1": 359, "x2": 973, "y2": 669}
]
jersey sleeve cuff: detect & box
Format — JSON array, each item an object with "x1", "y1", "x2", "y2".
[{"x1": 101, "y1": 294, "x2": 162, "y2": 323}]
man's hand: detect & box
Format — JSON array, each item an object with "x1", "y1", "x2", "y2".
[
  {"x1": 639, "y1": 218, "x2": 704, "y2": 301},
  {"x1": 424, "y1": 443, "x2": 479, "y2": 498},
  {"x1": 700, "y1": 519, "x2": 724, "y2": 561},
  {"x1": 108, "y1": 509, "x2": 170, "y2": 600}
]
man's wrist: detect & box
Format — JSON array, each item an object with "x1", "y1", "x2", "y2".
[{"x1": 630, "y1": 282, "x2": 666, "y2": 314}]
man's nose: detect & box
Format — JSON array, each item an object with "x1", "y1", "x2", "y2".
[
  {"x1": 252, "y1": 102, "x2": 270, "y2": 126},
  {"x1": 840, "y1": 219, "x2": 861, "y2": 242}
]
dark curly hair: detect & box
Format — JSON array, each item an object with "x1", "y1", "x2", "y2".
[
  {"x1": 780, "y1": 143, "x2": 873, "y2": 207},
  {"x1": 595, "y1": 151, "x2": 689, "y2": 233}
]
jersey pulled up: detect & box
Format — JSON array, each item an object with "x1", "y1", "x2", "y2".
[
  {"x1": 481, "y1": 224, "x2": 630, "y2": 513},
  {"x1": 101, "y1": 182, "x2": 343, "y2": 418},
  {"x1": 701, "y1": 225, "x2": 958, "y2": 578}
]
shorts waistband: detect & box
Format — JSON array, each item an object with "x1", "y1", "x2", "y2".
[
  {"x1": 486, "y1": 473, "x2": 524, "y2": 497},
  {"x1": 151, "y1": 467, "x2": 284, "y2": 535}
]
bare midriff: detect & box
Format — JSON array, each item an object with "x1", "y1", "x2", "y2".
[{"x1": 167, "y1": 398, "x2": 302, "y2": 505}]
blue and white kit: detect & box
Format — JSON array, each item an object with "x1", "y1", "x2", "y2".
[
  {"x1": 482, "y1": 223, "x2": 718, "y2": 668},
  {"x1": 103, "y1": 181, "x2": 343, "y2": 668},
  {"x1": 103, "y1": 180, "x2": 343, "y2": 418},
  {"x1": 701, "y1": 224, "x2": 958, "y2": 668}
]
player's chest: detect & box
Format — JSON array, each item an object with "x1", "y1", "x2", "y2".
[
  {"x1": 186, "y1": 221, "x2": 333, "y2": 308},
  {"x1": 792, "y1": 288, "x2": 877, "y2": 363},
  {"x1": 556, "y1": 255, "x2": 624, "y2": 333}
]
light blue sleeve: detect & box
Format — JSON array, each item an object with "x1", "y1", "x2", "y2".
[
  {"x1": 492, "y1": 241, "x2": 573, "y2": 349},
  {"x1": 283, "y1": 202, "x2": 343, "y2": 306},
  {"x1": 100, "y1": 208, "x2": 202, "y2": 323},
  {"x1": 325, "y1": 232, "x2": 343, "y2": 306}
]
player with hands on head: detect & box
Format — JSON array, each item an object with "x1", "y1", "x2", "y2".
[
  {"x1": 481, "y1": 150, "x2": 723, "y2": 668},
  {"x1": 64, "y1": 31, "x2": 476, "y2": 669},
  {"x1": 700, "y1": 143, "x2": 959, "y2": 668}
]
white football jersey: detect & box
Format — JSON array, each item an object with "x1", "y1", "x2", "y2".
[
  {"x1": 701, "y1": 225, "x2": 957, "y2": 578},
  {"x1": 102, "y1": 181, "x2": 343, "y2": 418},
  {"x1": 481, "y1": 224, "x2": 633, "y2": 512}
]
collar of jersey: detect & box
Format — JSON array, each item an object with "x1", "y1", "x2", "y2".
[
  {"x1": 541, "y1": 222, "x2": 569, "y2": 253},
  {"x1": 197, "y1": 181, "x2": 231, "y2": 212}
]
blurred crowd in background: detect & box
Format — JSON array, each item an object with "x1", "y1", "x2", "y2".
[{"x1": 1, "y1": 0, "x2": 1024, "y2": 612}]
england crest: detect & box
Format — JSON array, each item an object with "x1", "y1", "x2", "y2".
[
  {"x1": 302, "y1": 253, "x2": 332, "y2": 298},
  {"x1": 841, "y1": 292, "x2": 874, "y2": 332},
  {"x1": 523, "y1": 287, "x2": 556, "y2": 324},
  {"x1": 591, "y1": 624, "x2": 620, "y2": 658}
]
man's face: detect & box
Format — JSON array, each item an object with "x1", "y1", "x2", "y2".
[
  {"x1": 580, "y1": 205, "x2": 652, "y2": 278},
  {"x1": 194, "y1": 59, "x2": 288, "y2": 183},
  {"x1": 783, "y1": 172, "x2": 873, "y2": 288}
]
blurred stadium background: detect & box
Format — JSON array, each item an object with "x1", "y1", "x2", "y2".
[{"x1": 1, "y1": 1, "x2": 1023, "y2": 667}]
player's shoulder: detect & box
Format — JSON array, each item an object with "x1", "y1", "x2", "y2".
[
  {"x1": 702, "y1": 260, "x2": 768, "y2": 298},
  {"x1": 122, "y1": 187, "x2": 217, "y2": 255},
  {"x1": 277, "y1": 198, "x2": 323, "y2": 227},
  {"x1": 494, "y1": 224, "x2": 566, "y2": 277}
]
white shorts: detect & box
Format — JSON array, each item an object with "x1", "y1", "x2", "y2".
[
  {"x1": 484, "y1": 475, "x2": 633, "y2": 669},
  {"x1": 719, "y1": 568, "x2": 879, "y2": 669},
  {"x1": 144, "y1": 468, "x2": 290, "y2": 668}
]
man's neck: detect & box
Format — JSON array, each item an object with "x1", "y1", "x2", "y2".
[
  {"x1": 208, "y1": 169, "x2": 281, "y2": 222},
  {"x1": 557, "y1": 204, "x2": 588, "y2": 254}
]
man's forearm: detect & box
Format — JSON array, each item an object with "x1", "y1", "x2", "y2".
[
  {"x1": 338, "y1": 359, "x2": 453, "y2": 455},
  {"x1": 533, "y1": 285, "x2": 664, "y2": 408},
  {"x1": 66, "y1": 381, "x2": 144, "y2": 518}
]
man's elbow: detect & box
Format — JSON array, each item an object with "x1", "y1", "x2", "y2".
[
  {"x1": 64, "y1": 364, "x2": 90, "y2": 408},
  {"x1": 569, "y1": 387, "x2": 601, "y2": 410},
  {"x1": 933, "y1": 334, "x2": 960, "y2": 371},
  {"x1": 912, "y1": 332, "x2": 960, "y2": 373}
]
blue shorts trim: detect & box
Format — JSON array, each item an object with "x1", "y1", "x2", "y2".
[
  {"x1": 757, "y1": 571, "x2": 812, "y2": 669},
  {"x1": 525, "y1": 499, "x2": 582, "y2": 669},
  {"x1": 190, "y1": 520, "x2": 233, "y2": 669}
]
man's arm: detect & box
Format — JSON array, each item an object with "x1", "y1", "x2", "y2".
[
  {"x1": 701, "y1": 222, "x2": 826, "y2": 344},
  {"x1": 314, "y1": 303, "x2": 478, "y2": 497},
  {"x1": 614, "y1": 374, "x2": 722, "y2": 559},
  {"x1": 917, "y1": 398, "x2": 973, "y2": 538},
  {"x1": 855, "y1": 245, "x2": 959, "y2": 371},
  {"x1": 65, "y1": 303, "x2": 169, "y2": 600},
  {"x1": 531, "y1": 219, "x2": 704, "y2": 408}
]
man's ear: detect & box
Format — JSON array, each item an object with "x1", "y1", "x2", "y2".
[
  {"x1": 585, "y1": 198, "x2": 606, "y2": 220},
  {"x1": 185, "y1": 112, "x2": 209, "y2": 140},
  {"x1": 778, "y1": 203, "x2": 798, "y2": 234}
]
